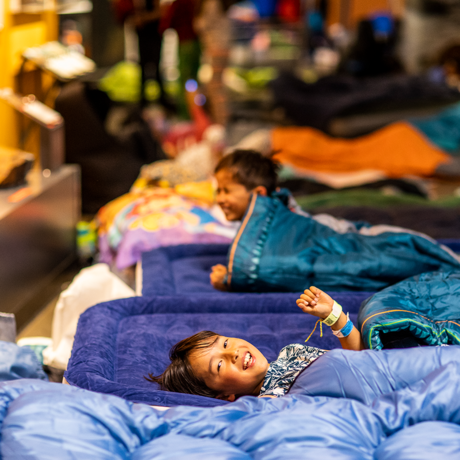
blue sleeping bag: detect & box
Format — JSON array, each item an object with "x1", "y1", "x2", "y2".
[
  {"x1": 289, "y1": 345, "x2": 460, "y2": 404},
  {"x1": 5, "y1": 360, "x2": 460, "y2": 459},
  {"x1": 0, "y1": 341, "x2": 47, "y2": 382},
  {"x1": 410, "y1": 101, "x2": 460, "y2": 154},
  {"x1": 227, "y1": 191, "x2": 460, "y2": 292},
  {"x1": 358, "y1": 270, "x2": 460, "y2": 349}
]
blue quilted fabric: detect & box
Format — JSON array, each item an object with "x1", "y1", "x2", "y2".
[
  {"x1": 359, "y1": 270, "x2": 460, "y2": 349},
  {"x1": 289, "y1": 346, "x2": 460, "y2": 404},
  {"x1": 7, "y1": 357, "x2": 460, "y2": 459}
]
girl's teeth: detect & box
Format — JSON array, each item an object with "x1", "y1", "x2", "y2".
[{"x1": 244, "y1": 352, "x2": 251, "y2": 369}]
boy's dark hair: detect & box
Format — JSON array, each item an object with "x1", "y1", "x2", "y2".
[
  {"x1": 145, "y1": 331, "x2": 221, "y2": 398},
  {"x1": 215, "y1": 149, "x2": 279, "y2": 195}
]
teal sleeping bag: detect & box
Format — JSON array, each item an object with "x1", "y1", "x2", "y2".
[
  {"x1": 227, "y1": 192, "x2": 460, "y2": 292},
  {"x1": 359, "y1": 270, "x2": 460, "y2": 349},
  {"x1": 410, "y1": 102, "x2": 460, "y2": 155}
]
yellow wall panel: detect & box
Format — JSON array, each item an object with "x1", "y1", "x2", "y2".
[
  {"x1": 0, "y1": 6, "x2": 57, "y2": 150},
  {"x1": 8, "y1": 21, "x2": 46, "y2": 73}
]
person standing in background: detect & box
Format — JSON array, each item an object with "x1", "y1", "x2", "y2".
[
  {"x1": 160, "y1": 0, "x2": 202, "y2": 119},
  {"x1": 195, "y1": 0, "x2": 236, "y2": 126},
  {"x1": 129, "y1": 0, "x2": 171, "y2": 108}
]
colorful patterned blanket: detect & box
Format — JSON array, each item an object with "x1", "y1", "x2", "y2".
[{"x1": 97, "y1": 181, "x2": 237, "y2": 270}]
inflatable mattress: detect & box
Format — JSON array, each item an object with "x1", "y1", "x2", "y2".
[
  {"x1": 65, "y1": 293, "x2": 364, "y2": 407},
  {"x1": 139, "y1": 241, "x2": 460, "y2": 296},
  {"x1": 138, "y1": 244, "x2": 230, "y2": 296}
]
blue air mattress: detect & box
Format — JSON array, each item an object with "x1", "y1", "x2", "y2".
[
  {"x1": 141, "y1": 240, "x2": 460, "y2": 297},
  {"x1": 8, "y1": 359, "x2": 460, "y2": 459},
  {"x1": 65, "y1": 294, "x2": 364, "y2": 407},
  {"x1": 65, "y1": 292, "x2": 460, "y2": 410},
  {"x1": 140, "y1": 243, "x2": 374, "y2": 302},
  {"x1": 140, "y1": 244, "x2": 231, "y2": 296}
]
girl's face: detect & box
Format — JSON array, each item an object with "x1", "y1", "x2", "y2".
[{"x1": 189, "y1": 335, "x2": 269, "y2": 401}]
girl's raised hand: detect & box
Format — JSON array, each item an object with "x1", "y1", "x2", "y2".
[{"x1": 296, "y1": 286, "x2": 334, "y2": 320}]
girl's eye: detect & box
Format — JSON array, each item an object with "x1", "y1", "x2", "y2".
[
  {"x1": 224, "y1": 339, "x2": 228, "y2": 348},
  {"x1": 218, "y1": 361, "x2": 222, "y2": 372}
]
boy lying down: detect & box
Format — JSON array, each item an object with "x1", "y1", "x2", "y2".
[
  {"x1": 146, "y1": 288, "x2": 454, "y2": 401},
  {"x1": 209, "y1": 150, "x2": 460, "y2": 292}
]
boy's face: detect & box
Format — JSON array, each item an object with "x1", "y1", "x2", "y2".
[
  {"x1": 189, "y1": 335, "x2": 269, "y2": 401},
  {"x1": 215, "y1": 168, "x2": 252, "y2": 221}
]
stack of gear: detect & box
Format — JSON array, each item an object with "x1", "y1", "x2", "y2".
[{"x1": 270, "y1": 72, "x2": 460, "y2": 133}]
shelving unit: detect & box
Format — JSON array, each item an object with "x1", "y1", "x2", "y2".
[
  {"x1": 0, "y1": 165, "x2": 80, "y2": 330},
  {"x1": 9, "y1": 0, "x2": 54, "y2": 14},
  {"x1": 56, "y1": 0, "x2": 92, "y2": 15}
]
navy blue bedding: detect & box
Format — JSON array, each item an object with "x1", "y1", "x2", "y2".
[
  {"x1": 141, "y1": 244, "x2": 230, "y2": 296},
  {"x1": 8, "y1": 359, "x2": 460, "y2": 459},
  {"x1": 431, "y1": 238, "x2": 460, "y2": 254},
  {"x1": 141, "y1": 243, "x2": 374, "y2": 302},
  {"x1": 65, "y1": 294, "x2": 364, "y2": 407}
]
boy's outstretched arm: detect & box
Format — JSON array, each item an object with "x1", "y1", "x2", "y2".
[{"x1": 296, "y1": 286, "x2": 365, "y2": 351}]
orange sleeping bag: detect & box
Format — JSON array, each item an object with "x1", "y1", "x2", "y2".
[{"x1": 272, "y1": 122, "x2": 450, "y2": 177}]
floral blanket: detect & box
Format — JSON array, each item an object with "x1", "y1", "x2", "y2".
[{"x1": 97, "y1": 181, "x2": 237, "y2": 269}]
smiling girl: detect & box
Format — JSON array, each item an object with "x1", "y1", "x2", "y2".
[{"x1": 146, "y1": 286, "x2": 364, "y2": 400}]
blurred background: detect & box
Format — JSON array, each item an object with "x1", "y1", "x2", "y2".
[{"x1": 1, "y1": 0, "x2": 460, "y2": 360}]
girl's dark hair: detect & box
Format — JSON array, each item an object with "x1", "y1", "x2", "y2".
[
  {"x1": 145, "y1": 331, "x2": 221, "y2": 398},
  {"x1": 215, "y1": 149, "x2": 279, "y2": 195}
]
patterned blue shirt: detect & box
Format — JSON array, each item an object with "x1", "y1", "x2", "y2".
[{"x1": 259, "y1": 344, "x2": 327, "y2": 397}]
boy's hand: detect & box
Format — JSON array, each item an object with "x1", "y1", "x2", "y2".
[
  {"x1": 210, "y1": 264, "x2": 228, "y2": 291},
  {"x1": 296, "y1": 286, "x2": 334, "y2": 320}
]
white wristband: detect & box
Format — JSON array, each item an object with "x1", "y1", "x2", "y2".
[{"x1": 321, "y1": 301, "x2": 342, "y2": 327}]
